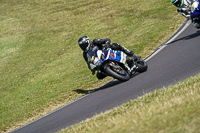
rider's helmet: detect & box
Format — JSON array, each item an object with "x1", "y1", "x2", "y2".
[
  {"x1": 171, "y1": 0, "x2": 183, "y2": 7},
  {"x1": 78, "y1": 36, "x2": 91, "y2": 52}
]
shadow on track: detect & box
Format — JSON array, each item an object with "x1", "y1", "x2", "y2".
[
  {"x1": 74, "y1": 80, "x2": 122, "y2": 94},
  {"x1": 167, "y1": 30, "x2": 200, "y2": 45},
  {"x1": 73, "y1": 73, "x2": 139, "y2": 95}
]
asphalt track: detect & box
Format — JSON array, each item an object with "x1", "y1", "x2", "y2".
[{"x1": 12, "y1": 20, "x2": 200, "y2": 133}]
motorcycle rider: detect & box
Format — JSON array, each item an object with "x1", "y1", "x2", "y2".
[
  {"x1": 171, "y1": 0, "x2": 200, "y2": 28},
  {"x1": 78, "y1": 36, "x2": 135, "y2": 79}
]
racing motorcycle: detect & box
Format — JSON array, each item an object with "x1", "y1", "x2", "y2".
[
  {"x1": 191, "y1": 1, "x2": 200, "y2": 28},
  {"x1": 87, "y1": 46, "x2": 148, "y2": 81}
]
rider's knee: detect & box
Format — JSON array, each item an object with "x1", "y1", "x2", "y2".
[{"x1": 96, "y1": 72, "x2": 107, "y2": 79}]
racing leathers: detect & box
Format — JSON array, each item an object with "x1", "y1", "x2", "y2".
[{"x1": 176, "y1": 0, "x2": 192, "y2": 19}]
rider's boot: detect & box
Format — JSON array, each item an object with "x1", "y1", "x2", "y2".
[
  {"x1": 126, "y1": 56, "x2": 137, "y2": 73},
  {"x1": 122, "y1": 47, "x2": 134, "y2": 57},
  {"x1": 112, "y1": 43, "x2": 134, "y2": 57}
]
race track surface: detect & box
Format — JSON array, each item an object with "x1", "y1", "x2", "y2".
[{"x1": 12, "y1": 20, "x2": 200, "y2": 133}]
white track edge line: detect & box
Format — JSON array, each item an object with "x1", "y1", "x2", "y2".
[
  {"x1": 11, "y1": 94, "x2": 90, "y2": 132},
  {"x1": 165, "y1": 20, "x2": 191, "y2": 45},
  {"x1": 145, "y1": 20, "x2": 191, "y2": 62}
]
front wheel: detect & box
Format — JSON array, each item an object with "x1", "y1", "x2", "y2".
[
  {"x1": 135, "y1": 59, "x2": 148, "y2": 73},
  {"x1": 104, "y1": 62, "x2": 130, "y2": 81}
]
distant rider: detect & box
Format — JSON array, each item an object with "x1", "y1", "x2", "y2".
[
  {"x1": 78, "y1": 36, "x2": 135, "y2": 79},
  {"x1": 171, "y1": 0, "x2": 200, "y2": 28}
]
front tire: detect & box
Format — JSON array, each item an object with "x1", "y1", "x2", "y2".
[
  {"x1": 104, "y1": 62, "x2": 130, "y2": 81},
  {"x1": 136, "y1": 59, "x2": 148, "y2": 73}
]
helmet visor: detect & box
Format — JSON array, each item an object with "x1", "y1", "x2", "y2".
[
  {"x1": 80, "y1": 43, "x2": 88, "y2": 51},
  {"x1": 78, "y1": 36, "x2": 91, "y2": 52},
  {"x1": 79, "y1": 41, "x2": 90, "y2": 52}
]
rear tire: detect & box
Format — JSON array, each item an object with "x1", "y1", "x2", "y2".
[{"x1": 104, "y1": 62, "x2": 130, "y2": 81}]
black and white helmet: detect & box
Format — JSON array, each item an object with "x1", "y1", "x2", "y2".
[{"x1": 78, "y1": 36, "x2": 91, "y2": 52}]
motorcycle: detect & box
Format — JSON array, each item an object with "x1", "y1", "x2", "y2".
[
  {"x1": 87, "y1": 46, "x2": 148, "y2": 81},
  {"x1": 191, "y1": 1, "x2": 200, "y2": 28}
]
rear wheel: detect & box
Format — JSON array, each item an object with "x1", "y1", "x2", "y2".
[{"x1": 104, "y1": 62, "x2": 130, "y2": 81}]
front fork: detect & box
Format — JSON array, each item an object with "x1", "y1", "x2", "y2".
[{"x1": 125, "y1": 55, "x2": 140, "y2": 74}]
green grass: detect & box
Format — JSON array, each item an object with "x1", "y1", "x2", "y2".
[
  {"x1": 60, "y1": 73, "x2": 200, "y2": 133},
  {"x1": 0, "y1": 0, "x2": 186, "y2": 132}
]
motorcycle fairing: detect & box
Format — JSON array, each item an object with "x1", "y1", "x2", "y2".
[
  {"x1": 87, "y1": 47, "x2": 128, "y2": 72},
  {"x1": 105, "y1": 49, "x2": 127, "y2": 65}
]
